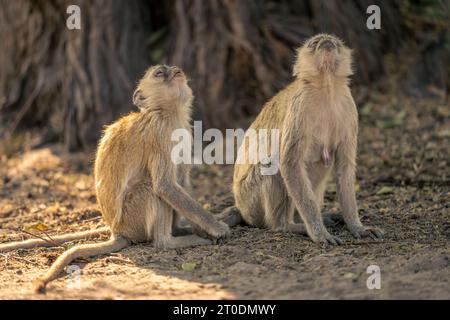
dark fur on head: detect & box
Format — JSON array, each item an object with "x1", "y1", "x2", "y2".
[{"x1": 293, "y1": 34, "x2": 353, "y2": 78}]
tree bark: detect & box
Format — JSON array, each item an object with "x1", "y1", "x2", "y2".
[
  {"x1": 0, "y1": 0, "x2": 448, "y2": 150},
  {"x1": 0, "y1": 0, "x2": 151, "y2": 151}
]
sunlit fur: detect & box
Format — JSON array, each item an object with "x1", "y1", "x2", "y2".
[
  {"x1": 30, "y1": 65, "x2": 229, "y2": 293},
  {"x1": 233, "y1": 34, "x2": 384, "y2": 245},
  {"x1": 133, "y1": 65, "x2": 193, "y2": 124},
  {"x1": 293, "y1": 33, "x2": 353, "y2": 78}
]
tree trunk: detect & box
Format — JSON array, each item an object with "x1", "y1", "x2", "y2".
[
  {"x1": 0, "y1": 0, "x2": 448, "y2": 151},
  {"x1": 0, "y1": 0, "x2": 151, "y2": 151}
]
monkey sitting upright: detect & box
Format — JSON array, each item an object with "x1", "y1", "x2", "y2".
[
  {"x1": 0, "y1": 65, "x2": 230, "y2": 292},
  {"x1": 230, "y1": 34, "x2": 384, "y2": 245}
]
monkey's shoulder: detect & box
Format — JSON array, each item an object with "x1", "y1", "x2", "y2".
[
  {"x1": 251, "y1": 82, "x2": 300, "y2": 129},
  {"x1": 96, "y1": 112, "x2": 160, "y2": 161},
  {"x1": 101, "y1": 112, "x2": 141, "y2": 136}
]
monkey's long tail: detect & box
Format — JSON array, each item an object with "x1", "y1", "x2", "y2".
[
  {"x1": 32, "y1": 235, "x2": 130, "y2": 294},
  {"x1": 0, "y1": 227, "x2": 110, "y2": 253},
  {"x1": 215, "y1": 206, "x2": 243, "y2": 227}
]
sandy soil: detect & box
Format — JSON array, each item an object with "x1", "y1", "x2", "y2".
[{"x1": 0, "y1": 94, "x2": 449, "y2": 299}]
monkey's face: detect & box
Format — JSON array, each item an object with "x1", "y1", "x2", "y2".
[
  {"x1": 133, "y1": 65, "x2": 193, "y2": 110},
  {"x1": 150, "y1": 65, "x2": 187, "y2": 85},
  {"x1": 293, "y1": 34, "x2": 353, "y2": 78}
]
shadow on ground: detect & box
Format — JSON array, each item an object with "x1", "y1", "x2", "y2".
[{"x1": 0, "y1": 93, "x2": 449, "y2": 299}]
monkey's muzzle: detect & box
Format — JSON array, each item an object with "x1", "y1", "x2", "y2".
[
  {"x1": 318, "y1": 40, "x2": 336, "y2": 51},
  {"x1": 169, "y1": 68, "x2": 185, "y2": 82}
]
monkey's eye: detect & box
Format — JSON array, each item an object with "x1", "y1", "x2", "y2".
[{"x1": 154, "y1": 69, "x2": 165, "y2": 78}]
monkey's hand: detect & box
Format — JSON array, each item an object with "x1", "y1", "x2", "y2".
[
  {"x1": 194, "y1": 220, "x2": 230, "y2": 242},
  {"x1": 310, "y1": 228, "x2": 344, "y2": 246},
  {"x1": 349, "y1": 225, "x2": 384, "y2": 240}
]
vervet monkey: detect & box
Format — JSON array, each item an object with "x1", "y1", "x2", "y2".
[
  {"x1": 0, "y1": 65, "x2": 229, "y2": 292},
  {"x1": 231, "y1": 34, "x2": 384, "y2": 245}
]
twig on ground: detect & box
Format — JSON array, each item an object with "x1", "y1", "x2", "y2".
[
  {"x1": 82, "y1": 216, "x2": 101, "y2": 223},
  {"x1": 20, "y1": 230, "x2": 59, "y2": 247},
  {"x1": 0, "y1": 252, "x2": 41, "y2": 267}
]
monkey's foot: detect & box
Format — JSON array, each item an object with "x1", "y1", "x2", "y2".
[
  {"x1": 192, "y1": 220, "x2": 230, "y2": 240},
  {"x1": 311, "y1": 230, "x2": 344, "y2": 246},
  {"x1": 216, "y1": 206, "x2": 242, "y2": 227},
  {"x1": 157, "y1": 235, "x2": 212, "y2": 249},
  {"x1": 349, "y1": 225, "x2": 384, "y2": 240}
]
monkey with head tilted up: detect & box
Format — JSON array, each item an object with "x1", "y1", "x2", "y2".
[
  {"x1": 0, "y1": 65, "x2": 230, "y2": 293},
  {"x1": 229, "y1": 34, "x2": 384, "y2": 245}
]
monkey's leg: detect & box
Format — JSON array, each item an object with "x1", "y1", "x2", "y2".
[
  {"x1": 261, "y1": 174, "x2": 307, "y2": 234},
  {"x1": 280, "y1": 113, "x2": 343, "y2": 245},
  {"x1": 118, "y1": 182, "x2": 158, "y2": 242},
  {"x1": 119, "y1": 181, "x2": 211, "y2": 247},
  {"x1": 156, "y1": 235, "x2": 212, "y2": 249},
  {"x1": 293, "y1": 163, "x2": 343, "y2": 227},
  {"x1": 152, "y1": 161, "x2": 229, "y2": 239},
  {"x1": 137, "y1": 186, "x2": 211, "y2": 248},
  {"x1": 172, "y1": 206, "x2": 242, "y2": 240},
  {"x1": 172, "y1": 169, "x2": 224, "y2": 237},
  {"x1": 235, "y1": 168, "x2": 305, "y2": 233},
  {"x1": 172, "y1": 165, "x2": 193, "y2": 234},
  {"x1": 173, "y1": 206, "x2": 243, "y2": 238},
  {"x1": 336, "y1": 143, "x2": 384, "y2": 239},
  {"x1": 309, "y1": 163, "x2": 331, "y2": 210},
  {"x1": 154, "y1": 184, "x2": 229, "y2": 240},
  {"x1": 280, "y1": 160, "x2": 343, "y2": 245},
  {"x1": 153, "y1": 201, "x2": 211, "y2": 248},
  {"x1": 233, "y1": 168, "x2": 265, "y2": 228}
]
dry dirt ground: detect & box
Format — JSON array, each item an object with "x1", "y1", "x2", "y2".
[{"x1": 0, "y1": 94, "x2": 449, "y2": 299}]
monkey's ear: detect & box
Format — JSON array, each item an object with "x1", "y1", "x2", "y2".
[
  {"x1": 292, "y1": 65, "x2": 299, "y2": 77},
  {"x1": 133, "y1": 89, "x2": 144, "y2": 109}
]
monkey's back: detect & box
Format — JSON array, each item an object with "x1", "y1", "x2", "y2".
[
  {"x1": 233, "y1": 80, "x2": 302, "y2": 186},
  {"x1": 94, "y1": 113, "x2": 150, "y2": 229}
]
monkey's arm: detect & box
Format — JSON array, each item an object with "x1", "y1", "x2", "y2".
[
  {"x1": 335, "y1": 137, "x2": 360, "y2": 230},
  {"x1": 335, "y1": 138, "x2": 384, "y2": 239},
  {"x1": 149, "y1": 156, "x2": 229, "y2": 239},
  {"x1": 280, "y1": 105, "x2": 342, "y2": 245},
  {"x1": 172, "y1": 165, "x2": 192, "y2": 233},
  {"x1": 177, "y1": 165, "x2": 191, "y2": 190},
  {"x1": 335, "y1": 97, "x2": 383, "y2": 239}
]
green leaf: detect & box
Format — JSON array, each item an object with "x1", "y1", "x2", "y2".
[
  {"x1": 181, "y1": 262, "x2": 197, "y2": 271},
  {"x1": 376, "y1": 186, "x2": 394, "y2": 195},
  {"x1": 376, "y1": 111, "x2": 406, "y2": 129},
  {"x1": 343, "y1": 272, "x2": 357, "y2": 279},
  {"x1": 360, "y1": 103, "x2": 373, "y2": 116}
]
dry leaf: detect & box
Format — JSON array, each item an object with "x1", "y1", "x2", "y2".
[{"x1": 24, "y1": 222, "x2": 49, "y2": 233}]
